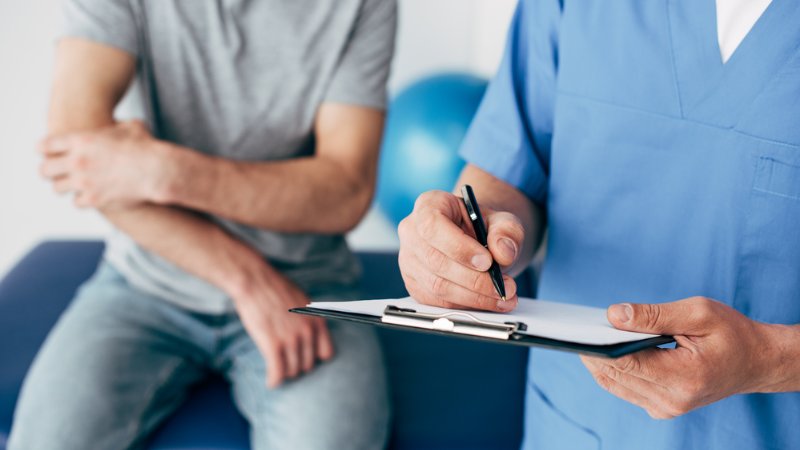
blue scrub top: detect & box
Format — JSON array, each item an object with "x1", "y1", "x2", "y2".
[{"x1": 460, "y1": 1, "x2": 800, "y2": 449}]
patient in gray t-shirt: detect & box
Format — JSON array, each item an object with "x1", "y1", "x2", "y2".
[{"x1": 8, "y1": 1, "x2": 396, "y2": 449}]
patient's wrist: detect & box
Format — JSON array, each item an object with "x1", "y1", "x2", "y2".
[
  {"x1": 223, "y1": 253, "x2": 277, "y2": 304},
  {"x1": 147, "y1": 140, "x2": 189, "y2": 204}
]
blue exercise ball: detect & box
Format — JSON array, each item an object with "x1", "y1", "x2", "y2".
[{"x1": 377, "y1": 73, "x2": 488, "y2": 225}]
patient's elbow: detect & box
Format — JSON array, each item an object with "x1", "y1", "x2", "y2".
[{"x1": 330, "y1": 182, "x2": 374, "y2": 234}]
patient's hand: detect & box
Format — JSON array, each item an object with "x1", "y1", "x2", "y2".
[
  {"x1": 230, "y1": 263, "x2": 335, "y2": 388},
  {"x1": 38, "y1": 120, "x2": 169, "y2": 209}
]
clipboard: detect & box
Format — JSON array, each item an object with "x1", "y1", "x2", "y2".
[{"x1": 291, "y1": 300, "x2": 674, "y2": 358}]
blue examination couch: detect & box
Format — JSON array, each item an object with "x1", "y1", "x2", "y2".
[{"x1": 0, "y1": 240, "x2": 532, "y2": 449}]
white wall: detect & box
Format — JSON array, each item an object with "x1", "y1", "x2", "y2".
[{"x1": 0, "y1": 0, "x2": 516, "y2": 277}]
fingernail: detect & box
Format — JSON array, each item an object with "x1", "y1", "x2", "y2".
[
  {"x1": 609, "y1": 303, "x2": 633, "y2": 323},
  {"x1": 499, "y1": 238, "x2": 518, "y2": 261},
  {"x1": 497, "y1": 298, "x2": 515, "y2": 312},
  {"x1": 471, "y1": 254, "x2": 491, "y2": 270}
]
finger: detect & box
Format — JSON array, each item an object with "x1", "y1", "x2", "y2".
[
  {"x1": 283, "y1": 338, "x2": 300, "y2": 379},
  {"x1": 73, "y1": 191, "x2": 98, "y2": 209},
  {"x1": 300, "y1": 325, "x2": 315, "y2": 373},
  {"x1": 409, "y1": 192, "x2": 493, "y2": 272},
  {"x1": 583, "y1": 349, "x2": 672, "y2": 387},
  {"x1": 608, "y1": 297, "x2": 719, "y2": 335},
  {"x1": 402, "y1": 239, "x2": 504, "y2": 299},
  {"x1": 315, "y1": 320, "x2": 335, "y2": 361},
  {"x1": 403, "y1": 276, "x2": 464, "y2": 309},
  {"x1": 406, "y1": 254, "x2": 519, "y2": 312},
  {"x1": 263, "y1": 340, "x2": 285, "y2": 388},
  {"x1": 39, "y1": 156, "x2": 72, "y2": 179},
  {"x1": 52, "y1": 176, "x2": 75, "y2": 194},
  {"x1": 582, "y1": 356, "x2": 675, "y2": 419},
  {"x1": 485, "y1": 211, "x2": 525, "y2": 267},
  {"x1": 38, "y1": 134, "x2": 77, "y2": 155}
]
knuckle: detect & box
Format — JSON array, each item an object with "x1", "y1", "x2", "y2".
[
  {"x1": 469, "y1": 270, "x2": 484, "y2": 292},
  {"x1": 397, "y1": 218, "x2": 410, "y2": 240},
  {"x1": 430, "y1": 275, "x2": 448, "y2": 297},
  {"x1": 424, "y1": 245, "x2": 447, "y2": 274},
  {"x1": 665, "y1": 399, "x2": 690, "y2": 417},
  {"x1": 598, "y1": 362, "x2": 621, "y2": 383},
  {"x1": 414, "y1": 191, "x2": 439, "y2": 211},
  {"x1": 74, "y1": 155, "x2": 89, "y2": 171},
  {"x1": 640, "y1": 304, "x2": 662, "y2": 329},
  {"x1": 594, "y1": 373, "x2": 614, "y2": 392},
  {"x1": 417, "y1": 212, "x2": 439, "y2": 242},
  {"x1": 298, "y1": 323, "x2": 314, "y2": 339},
  {"x1": 617, "y1": 356, "x2": 640, "y2": 375},
  {"x1": 293, "y1": 332, "x2": 306, "y2": 348},
  {"x1": 692, "y1": 297, "x2": 716, "y2": 319},
  {"x1": 450, "y1": 238, "x2": 474, "y2": 263},
  {"x1": 269, "y1": 338, "x2": 284, "y2": 352}
]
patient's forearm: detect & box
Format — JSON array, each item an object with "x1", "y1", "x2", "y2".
[
  {"x1": 101, "y1": 204, "x2": 268, "y2": 297},
  {"x1": 157, "y1": 144, "x2": 372, "y2": 234},
  {"x1": 153, "y1": 103, "x2": 383, "y2": 235}
]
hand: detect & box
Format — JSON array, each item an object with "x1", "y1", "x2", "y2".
[
  {"x1": 38, "y1": 120, "x2": 168, "y2": 209},
  {"x1": 581, "y1": 297, "x2": 787, "y2": 419},
  {"x1": 231, "y1": 265, "x2": 335, "y2": 388},
  {"x1": 398, "y1": 190, "x2": 524, "y2": 312}
]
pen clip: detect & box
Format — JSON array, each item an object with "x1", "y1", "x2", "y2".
[
  {"x1": 461, "y1": 184, "x2": 490, "y2": 246},
  {"x1": 461, "y1": 185, "x2": 479, "y2": 221}
]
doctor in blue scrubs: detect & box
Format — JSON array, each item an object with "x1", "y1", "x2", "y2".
[{"x1": 398, "y1": 0, "x2": 800, "y2": 448}]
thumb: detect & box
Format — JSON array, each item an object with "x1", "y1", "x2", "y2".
[
  {"x1": 608, "y1": 299, "x2": 705, "y2": 335},
  {"x1": 485, "y1": 210, "x2": 525, "y2": 267}
]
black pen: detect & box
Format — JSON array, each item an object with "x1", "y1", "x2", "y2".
[{"x1": 460, "y1": 184, "x2": 507, "y2": 302}]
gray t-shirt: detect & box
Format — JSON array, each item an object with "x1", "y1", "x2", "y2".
[{"x1": 61, "y1": 0, "x2": 397, "y2": 313}]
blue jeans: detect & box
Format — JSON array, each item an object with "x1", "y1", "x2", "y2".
[{"x1": 8, "y1": 263, "x2": 389, "y2": 450}]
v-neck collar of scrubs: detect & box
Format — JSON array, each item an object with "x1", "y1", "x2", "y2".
[{"x1": 668, "y1": 0, "x2": 800, "y2": 127}]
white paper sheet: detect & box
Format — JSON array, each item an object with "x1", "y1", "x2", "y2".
[{"x1": 306, "y1": 297, "x2": 659, "y2": 346}]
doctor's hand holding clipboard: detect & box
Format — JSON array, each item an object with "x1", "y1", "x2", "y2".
[{"x1": 397, "y1": 164, "x2": 799, "y2": 420}]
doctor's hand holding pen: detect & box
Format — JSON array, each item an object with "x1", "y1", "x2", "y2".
[{"x1": 397, "y1": 164, "x2": 545, "y2": 313}]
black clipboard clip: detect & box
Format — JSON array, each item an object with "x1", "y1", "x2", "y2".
[{"x1": 381, "y1": 306, "x2": 528, "y2": 340}]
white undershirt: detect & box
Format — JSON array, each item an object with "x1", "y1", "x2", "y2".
[{"x1": 716, "y1": 0, "x2": 772, "y2": 63}]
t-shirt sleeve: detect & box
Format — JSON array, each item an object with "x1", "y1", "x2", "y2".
[
  {"x1": 458, "y1": 0, "x2": 561, "y2": 207},
  {"x1": 60, "y1": 0, "x2": 139, "y2": 57},
  {"x1": 324, "y1": 0, "x2": 397, "y2": 110}
]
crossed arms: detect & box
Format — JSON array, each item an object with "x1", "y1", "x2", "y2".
[{"x1": 39, "y1": 38, "x2": 385, "y2": 386}]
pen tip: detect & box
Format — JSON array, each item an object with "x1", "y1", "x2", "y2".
[{"x1": 501, "y1": 296, "x2": 507, "y2": 302}]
